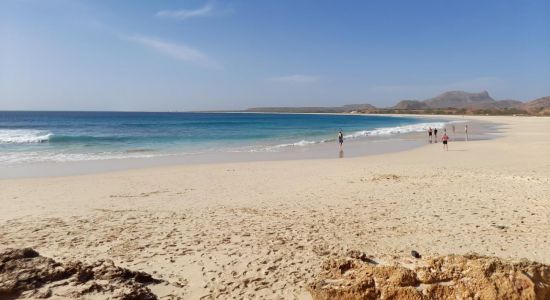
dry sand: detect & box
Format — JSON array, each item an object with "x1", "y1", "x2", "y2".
[{"x1": 1, "y1": 115, "x2": 549, "y2": 299}]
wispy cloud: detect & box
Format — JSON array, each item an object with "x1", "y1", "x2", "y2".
[
  {"x1": 156, "y1": 3, "x2": 229, "y2": 20},
  {"x1": 123, "y1": 35, "x2": 221, "y2": 69},
  {"x1": 268, "y1": 74, "x2": 320, "y2": 83}
]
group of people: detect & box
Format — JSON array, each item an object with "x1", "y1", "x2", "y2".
[
  {"x1": 428, "y1": 127, "x2": 449, "y2": 150},
  {"x1": 337, "y1": 123, "x2": 469, "y2": 153},
  {"x1": 427, "y1": 124, "x2": 469, "y2": 151}
]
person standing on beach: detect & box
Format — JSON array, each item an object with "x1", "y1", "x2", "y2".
[
  {"x1": 338, "y1": 130, "x2": 344, "y2": 150},
  {"x1": 452, "y1": 124, "x2": 455, "y2": 133},
  {"x1": 465, "y1": 124, "x2": 469, "y2": 141},
  {"x1": 434, "y1": 128, "x2": 438, "y2": 143},
  {"x1": 442, "y1": 132, "x2": 449, "y2": 151},
  {"x1": 428, "y1": 127, "x2": 433, "y2": 143}
]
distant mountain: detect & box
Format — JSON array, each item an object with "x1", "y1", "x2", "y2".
[
  {"x1": 393, "y1": 100, "x2": 429, "y2": 110},
  {"x1": 392, "y1": 91, "x2": 525, "y2": 110},
  {"x1": 341, "y1": 104, "x2": 377, "y2": 111},
  {"x1": 245, "y1": 104, "x2": 376, "y2": 113},
  {"x1": 524, "y1": 96, "x2": 550, "y2": 115},
  {"x1": 461, "y1": 99, "x2": 525, "y2": 110},
  {"x1": 488, "y1": 100, "x2": 525, "y2": 109},
  {"x1": 241, "y1": 90, "x2": 549, "y2": 116},
  {"x1": 423, "y1": 91, "x2": 494, "y2": 108}
]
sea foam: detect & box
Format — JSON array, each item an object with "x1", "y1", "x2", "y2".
[
  {"x1": 0, "y1": 129, "x2": 52, "y2": 144},
  {"x1": 344, "y1": 122, "x2": 447, "y2": 138},
  {"x1": 0, "y1": 151, "x2": 161, "y2": 165},
  {"x1": 260, "y1": 121, "x2": 448, "y2": 151}
]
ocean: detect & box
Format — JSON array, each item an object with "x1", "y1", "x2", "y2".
[{"x1": 0, "y1": 111, "x2": 448, "y2": 165}]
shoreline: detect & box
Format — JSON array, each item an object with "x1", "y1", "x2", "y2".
[
  {"x1": 0, "y1": 114, "x2": 496, "y2": 179},
  {"x1": 1, "y1": 115, "x2": 548, "y2": 299}
]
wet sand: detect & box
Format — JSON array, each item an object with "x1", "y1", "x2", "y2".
[{"x1": 0, "y1": 115, "x2": 549, "y2": 299}]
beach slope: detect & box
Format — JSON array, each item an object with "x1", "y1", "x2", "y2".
[{"x1": 1, "y1": 116, "x2": 549, "y2": 299}]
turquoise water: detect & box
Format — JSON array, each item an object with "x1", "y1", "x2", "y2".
[{"x1": 0, "y1": 112, "x2": 446, "y2": 164}]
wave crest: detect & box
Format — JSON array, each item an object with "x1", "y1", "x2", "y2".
[
  {"x1": 0, "y1": 129, "x2": 52, "y2": 144},
  {"x1": 252, "y1": 121, "x2": 447, "y2": 152},
  {"x1": 269, "y1": 139, "x2": 317, "y2": 149},
  {"x1": 344, "y1": 122, "x2": 447, "y2": 139}
]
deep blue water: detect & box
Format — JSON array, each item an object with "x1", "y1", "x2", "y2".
[{"x1": 0, "y1": 111, "x2": 445, "y2": 164}]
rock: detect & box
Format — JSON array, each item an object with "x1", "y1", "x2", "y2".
[
  {"x1": 308, "y1": 253, "x2": 550, "y2": 300},
  {"x1": 346, "y1": 250, "x2": 377, "y2": 264},
  {"x1": 0, "y1": 248, "x2": 162, "y2": 299},
  {"x1": 411, "y1": 250, "x2": 421, "y2": 259},
  {"x1": 0, "y1": 248, "x2": 39, "y2": 262}
]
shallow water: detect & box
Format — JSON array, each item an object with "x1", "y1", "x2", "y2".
[{"x1": 0, "y1": 111, "x2": 449, "y2": 165}]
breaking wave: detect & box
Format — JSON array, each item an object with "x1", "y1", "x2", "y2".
[
  {"x1": 0, "y1": 129, "x2": 52, "y2": 144},
  {"x1": 344, "y1": 122, "x2": 447, "y2": 139},
  {"x1": 258, "y1": 121, "x2": 447, "y2": 151}
]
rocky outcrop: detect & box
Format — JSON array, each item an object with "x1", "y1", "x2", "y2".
[
  {"x1": 0, "y1": 248, "x2": 162, "y2": 299},
  {"x1": 524, "y1": 96, "x2": 550, "y2": 115},
  {"x1": 309, "y1": 252, "x2": 550, "y2": 300}
]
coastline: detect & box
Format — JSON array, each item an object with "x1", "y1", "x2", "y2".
[
  {"x1": 1, "y1": 115, "x2": 549, "y2": 299},
  {"x1": 0, "y1": 114, "x2": 495, "y2": 179}
]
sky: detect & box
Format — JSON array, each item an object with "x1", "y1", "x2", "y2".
[{"x1": 1, "y1": 0, "x2": 549, "y2": 111}]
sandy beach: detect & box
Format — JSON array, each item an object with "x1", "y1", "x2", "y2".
[{"x1": 1, "y1": 115, "x2": 549, "y2": 299}]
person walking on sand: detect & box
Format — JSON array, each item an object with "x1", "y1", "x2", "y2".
[
  {"x1": 442, "y1": 132, "x2": 449, "y2": 151},
  {"x1": 452, "y1": 124, "x2": 455, "y2": 133},
  {"x1": 338, "y1": 130, "x2": 344, "y2": 150},
  {"x1": 428, "y1": 127, "x2": 433, "y2": 143},
  {"x1": 434, "y1": 128, "x2": 438, "y2": 143},
  {"x1": 465, "y1": 124, "x2": 469, "y2": 141}
]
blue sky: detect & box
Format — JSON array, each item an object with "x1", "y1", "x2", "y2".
[{"x1": 1, "y1": 0, "x2": 549, "y2": 111}]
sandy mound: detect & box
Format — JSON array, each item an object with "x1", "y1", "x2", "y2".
[
  {"x1": 309, "y1": 251, "x2": 550, "y2": 300},
  {"x1": 0, "y1": 248, "x2": 162, "y2": 299}
]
